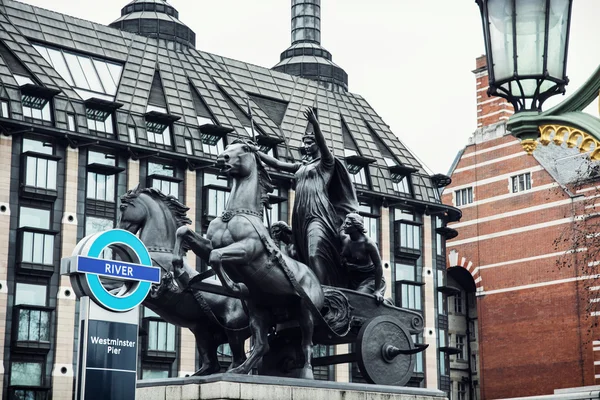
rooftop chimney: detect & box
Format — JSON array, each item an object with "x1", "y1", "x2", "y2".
[
  {"x1": 109, "y1": 0, "x2": 196, "y2": 50},
  {"x1": 272, "y1": 0, "x2": 348, "y2": 92},
  {"x1": 473, "y1": 55, "x2": 514, "y2": 128}
]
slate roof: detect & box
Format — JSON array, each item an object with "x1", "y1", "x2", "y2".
[{"x1": 0, "y1": 0, "x2": 442, "y2": 204}]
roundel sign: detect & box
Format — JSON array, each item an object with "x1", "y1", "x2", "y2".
[{"x1": 61, "y1": 229, "x2": 161, "y2": 312}]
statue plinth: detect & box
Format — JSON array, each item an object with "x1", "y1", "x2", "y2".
[{"x1": 136, "y1": 374, "x2": 447, "y2": 400}]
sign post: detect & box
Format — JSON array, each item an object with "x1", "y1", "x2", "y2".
[{"x1": 61, "y1": 229, "x2": 160, "y2": 400}]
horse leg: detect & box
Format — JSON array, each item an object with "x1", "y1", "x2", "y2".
[
  {"x1": 229, "y1": 303, "x2": 270, "y2": 375},
  {"x1": 209, "y1": 243, "x2": 251, "y2": 297},
  {"x1": 191, "y1": 327, "x2": 221, "y2": 376},
  {"x1": 172, "y1": 226, "x2": 213, "y2": 271},
  {"x1": 226, "y1": 330, "x2": 247, "y2": 371},
  {"x1": 297, "y1": 301, "x2": 315, "y2": 380}
]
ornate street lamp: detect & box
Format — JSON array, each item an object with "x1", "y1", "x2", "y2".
[{"x1": 476, "y1": 0, "x2": 573, "y2": 112}]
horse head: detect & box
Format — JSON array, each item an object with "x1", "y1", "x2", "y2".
[
  {"x1": 117, "y1": 185, "x2": 147, "y2": 234},
  {"x1": 216, "y1": 139, "x2": 274, "y2": 211},
  {"x1": 118, "y1": 186, "x2": 191, "y2": 247}
]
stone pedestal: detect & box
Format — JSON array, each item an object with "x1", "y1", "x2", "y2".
[{"x1": 136, "y1": 374, "x2": 447, "y2": 400}]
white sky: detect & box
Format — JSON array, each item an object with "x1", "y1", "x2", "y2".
[{"x1": 17, "y1": 0, "x2": 600, "y2": 175}]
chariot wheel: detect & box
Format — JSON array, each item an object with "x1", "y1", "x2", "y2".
[{"x1": 356, "y1": 315, "x2": 418, "y2": 386}]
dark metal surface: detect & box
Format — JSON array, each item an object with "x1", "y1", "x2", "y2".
[{"x1": 356, "y1": 315, "x2": 416, "y2": 386}]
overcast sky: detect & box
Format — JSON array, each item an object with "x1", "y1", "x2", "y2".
[{"x1": 17, "y1": 0, "x2": 600, "y2": 174}]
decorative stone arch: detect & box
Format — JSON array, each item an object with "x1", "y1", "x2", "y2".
[{"x1": 448, "y1": 249, "x2": 482, "y2": 293}]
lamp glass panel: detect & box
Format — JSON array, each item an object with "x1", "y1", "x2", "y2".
[
  {"x1": 514, "y1": 0, "x2": 546, "y2": 77},
  {"x1": 488, "y1": 0, "x2": 516, "y2": 81},
  {"x1": 546, "y1": 0, "x2": 570, "y2": 77}
]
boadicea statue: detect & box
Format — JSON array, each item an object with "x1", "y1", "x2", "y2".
[
  {"x1": 124, "y1": 108, "x2": 428, "y2": 385},
  {"x1": 253, "y1": 108, "x2": 358, "y2": 287}
]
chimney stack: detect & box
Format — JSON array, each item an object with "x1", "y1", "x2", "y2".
[
  {"x1": 272, "y1": 0, "x2": 348, "y2": 92},
  {"x1": 292, "y1": 0, "x2": 321, "y2": 45},
  {"x1": 473, "y1": 55, "x2": 514, "y2": 128}
]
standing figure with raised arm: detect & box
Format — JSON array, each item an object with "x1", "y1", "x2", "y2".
[{"x1": 254, "y1": 108, "x2": 358, "y2": 287}]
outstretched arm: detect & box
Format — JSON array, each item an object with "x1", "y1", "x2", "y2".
[
  {"x1": 304, "y1": 108, "x2": 334, "y2": 166},
  {"x1": 252, "y1": 145, "x2": 300, "y2": 173}
]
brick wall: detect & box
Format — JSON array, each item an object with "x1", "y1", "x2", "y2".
[{"x1": 474, "y1": 55, "x2": 514, "y2": 128}]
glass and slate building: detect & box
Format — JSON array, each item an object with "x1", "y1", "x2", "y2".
[{"x1": 0, "y1": 0, "x2": 460, "y2": 398}]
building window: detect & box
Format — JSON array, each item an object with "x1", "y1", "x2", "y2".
[
  {"x1": 439, "y1": 329, "x2": 448, "y2": 377},
  {"x1": 143, "y1": 307, "x2": 176, "y2": 355},
  {"x1": 86, "y1": 108, "x2": 114, "y2": 134},
  {"x1": 412, "y1": 334, "x2": 424, "y2": 373},
  {"x1": 19, "y1": 206, "x2": 53, "y2": 266},
  {"x1": 21, "y1": 91, "x2": 51, "y2": 122},
  {"x1": 469, "y1": 320, "x2": 477, "y2": 341},
  {"x1": 86, "y1": 151, "x2": 117, "y2": 202},
  {"x1": 472, "y1": 353, "x2": 477, "y2": 372},
  {"x1": 141, "y1": 369, "x2": 169, "y2": 380},
  {"x1": 22, "y1": 138, "x2": 58, "y2": 191},
  {"x1": 398, "y1": 222, "x2": 421, "y2": 251},
  {"x1": 511, "y1": 172, "x2": 531, "y2": 193},
  {"x1": 394, "y1": 257, "x2": 422, "y2": 311},
  {"x1": 435, "y1": 217, "x2": 444, "y2": 256},
  {"x1": 87, "y1": 173, "x2": 115, "y2": 202},
  {"x1": 357, "y1": 204, "x2": 380, "y2": 242},
  {"x1": 312, "y1": 345, "x2": 333, "y2": 381},
  {"x1": 393, "y1": 176, "x2": 411, "y2": 194},
  {"x1": 1, "y1": 99, "x2": 9, "y2": 117},
  {"x1": 10, "y1": 361, "x2": 43, "y2": 386},
  {"x1": 85, "y1": 216, "x2": 114, "y2": 236},
  {"x1": 455, "y1": 187, "x2": 473, "y2": 206},
  {"x1": 15, "y1": 283, "x2": 50, "y2": 344},
  {"x1": 67, "y1": 113, "x2": 76, "y2": 131},
  {"x1": 128, "y1": 126, "x2": 137, "y2": 144},
  {"x1": 438, "y1": 291, "x2": 446, "y2": 316},
  {"x1": 147, "y1": 320, "x2": 176, "y2": 352},
  {"x1": 15, "y1": 283, "x2": 47, "y2": 306},
  {"x1": 458, "y1": 382, "x2": 467, "y2": 400},
  {"x1": 398, "y1": 283, "x2": 422, "y2": 310},
  {"x1": 456, "y1": 335, "x2": 466, "y2": 361},
  {"x1": 146, "y1": 122, "x2": 171, "y2": 146},
  {"x1": 454, "y1": 290, "x2": 464, "y2": 314},
  {"x1": 204, "y1": 173, "x2": 230, "y2": 220},
  {"x1": 185, "y1": 139, "x2": 194, "y2": 155},
  {"x1": 348, "y1": 165, "x2": 368, "y2": 186},
  {"x1": 148, "y1": 162, "x2": 179, "y2": 198},
  {"x1": 202, "y1": 136, "x2": 224, "y2": 157},
  {"x1": 33, "y1": 44, "x2": 123, "y2": 100}
]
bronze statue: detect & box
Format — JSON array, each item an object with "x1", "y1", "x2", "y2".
[
  {"x1": 117, "y1": 187, "x2": 249, "y2": 375},
  {"x1": 340, "y1": 212, "x2": 385, "y2": 304},
  {"x1": 253, "y1": 108, "x2": 358, "y2": 287},
  {"x1": 172, "y1": 139, "x2": 353, "y2": 379},
  {"x1": 158, "y1": 110, "x2": 426, "y2": 385}
]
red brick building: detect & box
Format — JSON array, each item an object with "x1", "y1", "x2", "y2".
[{"x1": 443, "y1": 56, "x2": 600, "y2": 399}]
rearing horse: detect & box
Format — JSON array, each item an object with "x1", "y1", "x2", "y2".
[
  {"x1": 117, "y1": 187, "x2": 249, "y2": 375},
  {"x1": 173, "y1": 140, "x2": 324, "y2": 379}
]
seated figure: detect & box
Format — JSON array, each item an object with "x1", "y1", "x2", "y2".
[
  {"x1": 270, "y1": 221, "x2": 297, "y2": 259},
  {"x1": 340, "y1": 212, "x2": 385, "y2": 304}
]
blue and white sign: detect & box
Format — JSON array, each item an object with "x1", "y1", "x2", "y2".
[
  {"x1": 75, "y1": 256, "x2": 161, "y2": 283},
  {"x1": 61, "y1": 228, "x2": 163, "y2": 400},
  {"x1": 61, "y1": 229, "x2": 160, "y2": 312}
]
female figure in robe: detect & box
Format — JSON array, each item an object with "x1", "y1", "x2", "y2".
[{"x1": 256, "y1": 108, "x2": 358, "y2": 287}]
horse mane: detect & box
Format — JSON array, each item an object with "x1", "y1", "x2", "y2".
[
  {"x1": 120, "y1": 187, "x2": 192, "y2": 227},
  {"x1": 231, "y1": 139, "x2": 274, "y2": 209}
]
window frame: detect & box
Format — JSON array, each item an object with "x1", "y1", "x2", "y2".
[
  {"x1": 511, "y1": 172, "x2": 532, "y2": 193},
  {"x1": 455, "y1": 187, "x2": 473, "y2": 207},
  {"x1": 17, "y1": 205, "x2": 57, "y2": 273}
]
